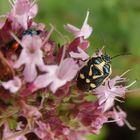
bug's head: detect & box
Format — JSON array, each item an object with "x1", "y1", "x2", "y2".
[{"x1": 102, "y1": 54, "x2": 111, "y2": 63}]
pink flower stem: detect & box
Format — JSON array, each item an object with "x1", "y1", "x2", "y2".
[{"x1": 50, "y1": 23, "x2": 68, "y2": 43}]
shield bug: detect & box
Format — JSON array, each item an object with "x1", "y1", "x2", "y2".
[
  {"x1": 77, "y1": 53, "x2": 112, "y2": 91},
  {"x1": 76, "y1": 51, "x2": 130, "y2": 91}
]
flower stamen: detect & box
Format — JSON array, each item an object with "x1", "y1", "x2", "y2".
[
  {"x1": 41, "y1": 25, "x2": 54, "y2": 47},
  {"x1": 125, "y1": 80, "x2": 137, "y2": 89},
  {"x1": 9, "y1": 31, "x2": 24, "y2": 48}
]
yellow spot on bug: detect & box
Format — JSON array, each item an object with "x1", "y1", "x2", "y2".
[
  {"x1": 90, "y1": 83, "x2": 96, "y2": 88},
  {"x1": 92, "y1": 75, "x2": 102, "y2": 79},
  {"x1": 86, "y1": 79, "x2": 90, "y2": 83},
  {"x1": 89, "y1": 65, "x2": 93, "y2": 76},
  {"x1": 89, "y1": 69, "x2": 92, "y2": 76},
  {"x1": 95, "y1": 61, "x2": 105, "y2": 73},
  {"x1": 80, "y1": 73, "x2": 85, "y2": 79}
]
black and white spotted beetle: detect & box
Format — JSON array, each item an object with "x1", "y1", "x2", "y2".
[{"x1": 77, "y1": 54, "x2": 112, "y2": 91}]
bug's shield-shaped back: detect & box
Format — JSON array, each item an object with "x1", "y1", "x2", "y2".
[{"x1": 77, "y1": 56, "x2": 112, "y2": 91}]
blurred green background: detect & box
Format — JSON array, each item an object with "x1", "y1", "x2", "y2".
[{"x1": 0, "y1": 0, "x2": 140, "y2": 140}]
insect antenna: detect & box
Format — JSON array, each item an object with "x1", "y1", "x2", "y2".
[{"x1": 111, "y1": 53, "x2": 131, "y2": 59}]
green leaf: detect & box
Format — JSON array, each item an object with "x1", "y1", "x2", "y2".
[
  {"x1": 7, "y1": 118, "x2": 17, "y2": 130},
  {"x1": 84, "y1": 94, "x2": 96, "y2": 102}
]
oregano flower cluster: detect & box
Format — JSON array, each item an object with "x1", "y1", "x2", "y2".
[{"x1": 0, "y1": 0, "x2": 136, "y2": 140}]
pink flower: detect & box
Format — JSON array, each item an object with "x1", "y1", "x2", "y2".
[
  {"x1": 64, "y1": 11, "x2": 93, "y2": 39},
  {"x1": 34, "y1": 58, "x2": 79, "y2": 93},
  {"x1": 77, "y1": 102, "x2": 107, "y2": 134},
  {"x1": 107, "y1": 107, "x2": 136, "y2": 130},
  {"x1": 94, "y1": 76, "x2": 126, "y2": 112},
  {"x1": 62, "y1": 127, "x2": 70, "y2": 136},
  {"x1": 2, "y1": 123, "x2": 27, "y2": 140},
  {"x1": 112, "y1": 108, "x2": 127, "y2": 126},
  {"x1": 91, "y1": 116, "x2": 107, "y2": 134},
  {"x1": 69, "y1": 47, "x2": 89, "y2": 61},
  {"x1": 0, "y1": 1, "x2": 136, "y2": 137},
  {"x1": 34, "y1": 121, "x2": 55, "y2": 140},
  {"x1": 8, "y1": 0, "x2": 38, "y2": 29},
  {"x1": 2, "y1": 76, "x2": 22, "y2": 93},
  {"x1": 14, "y1": 35, "x2": 46, "y2": 82},
  {"x1": 67, "y1": 130, "x2": 88, "y2": 140},
  {"x1": 68, "y1": 37, "x2": 90, "y2": 52}
]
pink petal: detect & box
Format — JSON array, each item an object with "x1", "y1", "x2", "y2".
[
  {"x1": 14, "y1": 50, "x2": 29, "y2": 68},
  {"x1": 2, "y1": 76, "x2": 22, "y2": 93},
  {"x1": 15, "y1": 14, "x2": 28, "y2": 29},
  {"x1": 49, "y1": 79, "x2": 67, "y2": 93},
  {"x1": 2, "y1": 123, "x2": 27, "y2": 140},
  {"x1": 64, "y1": 11, "x2": 93, "y2": 39},
  {"x1": 69, "y1": 47, "x2": 89, "y2": 60},
  {"x1": 34, "y1": 58, "x2": 79, "y2": 93},
  {"x1": 14, "y1": 0, "x2": 30, "y2": 15},
  {"x1": 14, "y1": 35, "x2": 45, "y2": 82},
  {"x1": 29, "y1": 3, "x2": 38, "y2": 18},
  {"x1": 58, "y1": 58, "x2": 79, "y2": 80},
  {"x1": 23, "y1": 63, "x2": 37, "y2": 82},
  {"x1": 103, "y1": 98, "x2": 114, "y2": 112},
  {"x1": 79, "y1": 11, "x2": 93, "y2": 39},
  {"x1": 34, "y1": 73, "x2": 52, "y2": 90},
  {"x1": 33, "y1": 65, "x2": 58, "y2": 91},
  {"x1": 64, "y1": 24, "x2": 80, "y2": 34}
]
